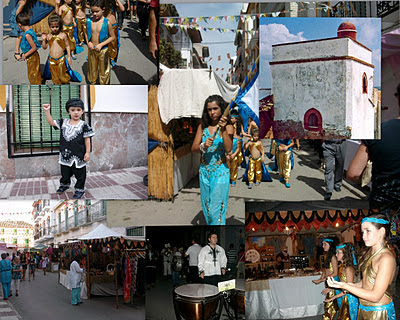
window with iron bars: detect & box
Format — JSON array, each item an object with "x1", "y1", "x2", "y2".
[{"x1": 6, "y1": 85, "x2": 91, "y2": 158}]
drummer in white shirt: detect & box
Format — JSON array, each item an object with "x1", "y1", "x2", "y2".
[
  {"x1": 198, "y1": 233, "x2": 227, "y2": 287},
  {"x1": 184, "y1": 238, "x2": 202, "y2": 283}
]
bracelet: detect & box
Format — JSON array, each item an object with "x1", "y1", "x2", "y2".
[{"x1": 199, "y1": 142, "x2": 206, "y2": 153}]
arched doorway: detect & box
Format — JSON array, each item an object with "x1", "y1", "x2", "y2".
[{"x1": 304, "y1": 108, "x2": 322, "y2": 132}]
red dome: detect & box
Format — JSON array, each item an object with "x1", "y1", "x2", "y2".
[{"x1": 337, "y1": 22, "x2": 357, "y2": 41}]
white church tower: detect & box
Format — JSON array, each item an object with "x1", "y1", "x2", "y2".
[{"x1": 270, "y1": 22, "x2": 375, "y2": 139}]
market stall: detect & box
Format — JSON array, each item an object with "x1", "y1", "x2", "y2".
[
  {"x1": 244, "y1": 208, "x2": 375, "y2": 320},
  {"x1": 148, "y1": 70, "x2": 239, "y2": 200},
  {"x1": 57, "y1": 224, "x2": 146, "y2": 308}
]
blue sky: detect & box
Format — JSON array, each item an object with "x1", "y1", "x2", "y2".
[
  {"x1": 259, "y1": 17, "x2": 381, "y2": 88},
  {"x1": 174, "y1": 3, "x2": 244, "y2": 79}
]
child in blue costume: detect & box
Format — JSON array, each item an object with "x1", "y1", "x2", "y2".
[
  {"x1": 328, "y1": 215, "x2": 397, "y2": 320},
  {"x1": 42, "y1": 13, "x2": 82, "y2": 84},
  {"x1": 242, "y1": 128, "x2": 272, "y2": 188},
  {"x1": 324, "y1": 243, "x2": 359, "y2": 320},
  {"x1": 313, "y1": 237, "x2": 340, "y2": 320},
  {"x1": 192, "y1": 95, "x2": 233, "y2": 225},
  {"x1": 17, "y1": 12, "x2": 42, "y2": 84},
  {"x1": 85, "y1": 0, "x2": 115, "y2": 84}
]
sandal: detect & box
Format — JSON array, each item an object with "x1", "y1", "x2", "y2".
[{"x1": 14, "y1": 53, "x2": 22, "y2": 61}]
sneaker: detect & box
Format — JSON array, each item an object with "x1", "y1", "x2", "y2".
[
  {"x1": 285, "y1": 182, "x2": 290, "y2": 188},
  {"x1": 56, "y1": 186, "x2": 69, "y2": 194},
  {"x1": 279, "y1": 177, "x2": 285, "y2": 183},
  {"x1": 230, "y1": 181, "x2": 236, "y2": 187},
  {"x1": 248, "y1": 184, "x2": 253, "y2": 189},
  {"x1": 324, "y1": 193, "x2": 332, "y2": 201},
  {"x1": 72, "y1": 191, "x2": 85, "y2": 199},
  {"x1": 255, "y1": 182, "x2": 260, "y2": 186},
  {"x1": 334, "y1": 187, "x2": 341, "y2": 192}
]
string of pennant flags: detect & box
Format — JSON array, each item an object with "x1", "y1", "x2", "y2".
[
  {"x1": 161, "y1": 3, "x2": 333, "y2": 25},
  {"x1": 163, "y1": 23, "x2": 260, "y2": 36}
]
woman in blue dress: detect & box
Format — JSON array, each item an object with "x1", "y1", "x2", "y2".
[
  {"x1": 0, "y1": 253, "x2": 12, "y2": 300},
  {"x1": 192, "y1": 95, "x2": 233, "y2": 225}
]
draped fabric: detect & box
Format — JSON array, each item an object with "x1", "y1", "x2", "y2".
[{"x1": 245, "y1": 209, "x2": 377, "y2": 232}]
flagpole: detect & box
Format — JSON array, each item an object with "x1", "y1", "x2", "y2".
[
  {"x1": 224, "y1": 55, "x2": 259, "y2": 117},
  {"x1": 213, "y1": 56, "x2": 259, "y2": 139}
]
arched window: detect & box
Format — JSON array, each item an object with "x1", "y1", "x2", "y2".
[
  {"x1": 304, "y1": 108, "x2": 323, "y2": 132},
  {"x1": 362, "y1": 73, "x2": 368, "y2": 94}
]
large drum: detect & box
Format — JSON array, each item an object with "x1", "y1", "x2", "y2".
[
  {"x1": 223, "y1": 279, "x2": 245, "y2": 319},
  {"x1": 173, "y1": 284, "x2": 223, "y2": 320}
]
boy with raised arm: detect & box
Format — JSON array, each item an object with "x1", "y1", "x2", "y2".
[{"x1": 43, "y1": 99, "x2": 95, "y2": 199}]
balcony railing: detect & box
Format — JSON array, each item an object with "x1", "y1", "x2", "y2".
[
  {"x1": 92, "y1": 201, "x2": 106, "y2": 221},
  {"x1": 377, "y1": 1, "x2": 399, "y2": 17}
]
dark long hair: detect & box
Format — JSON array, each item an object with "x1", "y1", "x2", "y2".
[
  {"x1": 104, "y1": 0, "x2": 116, "y2": 16},
  {"x1": 337, "y1": 242, "x2": 358, "y2": 275},
  {"x1": 323, "y1": 236, "x2": 339, "y2": 269},
  {"x1": 201, "y1": 95, "x2": 228, "y2": 129},
  {"x1": 230, "y1": 109, "x2": 244, "y2": 136}
]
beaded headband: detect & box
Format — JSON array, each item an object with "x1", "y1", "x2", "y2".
[{"x1": 362, "y1": 217, "x2": 389, "y2": 225}]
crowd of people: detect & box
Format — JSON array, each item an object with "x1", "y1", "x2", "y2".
[
  {"x1": 9, "y1": 0, "x2": 159, "y2": 84},
  {"x1": 146, "y1": 233, "x2": 245, "y2": 290},
  {"x1": 0, "y1": 251, "x2": 52, "y2": 300}
]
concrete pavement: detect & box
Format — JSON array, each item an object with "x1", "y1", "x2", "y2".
[
  {"x1": 0, "y1": 166, "x2": 148, "y2": 200},
  {"x1": 106, "y1": 139, "x2": 368, "y2": 227},
  {"x1": 3, "y1": 17, "x2": 157, "y2": 85},
  {"x1": 6, "y1": 271, "x2": 144, "y2": 320}
]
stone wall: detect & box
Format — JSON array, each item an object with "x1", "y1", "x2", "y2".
[{"x1": 0, "y1": 113, "x2": 148, "y2": 180}]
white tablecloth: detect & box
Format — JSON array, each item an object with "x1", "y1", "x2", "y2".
[{"x1": 246, "y1": 275, "x2": 325, "y2": 319}]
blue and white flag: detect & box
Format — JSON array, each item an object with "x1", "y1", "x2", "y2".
[{"x1": 234, "y1": 70, "x2": 259, "y2": 132}]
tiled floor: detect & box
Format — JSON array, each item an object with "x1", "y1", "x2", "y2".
[
  {"x1": 0, "y1": 167, "x2": 148, "y2": 200},
  {"x1": 0, "y1": 301, "x2": 19, "y2": 320}
]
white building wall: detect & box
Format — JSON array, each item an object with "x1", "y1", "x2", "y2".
[
  {"x1": 346, "y1": 60, "x2": 375, "y2": 139},
  {"x1": 271, "y1": 59, "x2": 347, "y2": 133}
]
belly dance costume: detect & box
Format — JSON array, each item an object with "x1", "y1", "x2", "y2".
[
  {"x1": 227, "y1": 137, "x2": 239, "y2": 184},
  {"x1": 108, "y1": 22, "x2": 120, "y2": 65},
  {"x1": 42, "y1": 35, "x2": 82, "y2": 84},
  {"x1": 86, "y1": 17, "x2": 111, "y2": 85},
  {"x1": 75, "y1": 5, "x2": 86, "y2": 44},
  {"x1": 323, "y1": 263, "x2": 339, "y2": 320},
  {"x1": 276, "y1": 139, "x2": 293, "y2": 183},
  {"x1": 20, "y1": 28, "x2": 42, "y2": 84},
  {"x1": 336, "y1": 265, "x2": 359, "y2": 320},
  {"x1": 242, "y1": 142, "x2": 272, "y2": 184},
  {"x1": 357, "y1": 246, "x2": 396, "y2": 320},
  {"x1": 62, "y1": 5, "x2": 76, "y2": 53},
  {"x1": 199, "y1": 128, "x2": 230, "y2": 225}
]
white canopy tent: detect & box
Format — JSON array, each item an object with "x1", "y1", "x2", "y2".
[{"x1": 78, "y1": 224, "x2": 123, "y2": 240}]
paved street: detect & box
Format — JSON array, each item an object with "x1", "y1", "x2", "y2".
[
  {"x1": 3, "y1": 17, "x2": 157, "y2": 85},
  {"x1": 3, "y1": 271, "x2": 144, "y2": 320},
  {"x1": 107, "y1": 139, "x2": 368, "y2": 226},
  {"x1": 0, "y1": 166, "x2": 148, "y2": 200}
]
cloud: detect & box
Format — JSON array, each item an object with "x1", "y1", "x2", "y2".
[
  {"x1": 260, "y1": 23, "x2": 307, "y2": 56},
  {"x1": 352, "y1": 19, "x2": 381, "y2": 49},
  {"x1": 259, "y1": 23, "x2": 307, "y2": 88}
]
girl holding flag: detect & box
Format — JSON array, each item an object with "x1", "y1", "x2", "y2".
[{"x1": 192, "y1": 95, "x2": 233, "y2": 225}]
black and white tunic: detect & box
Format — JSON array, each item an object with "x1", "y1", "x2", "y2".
[{"x1": 54, "y1": 119, "x2": 95, "y2": 168}]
